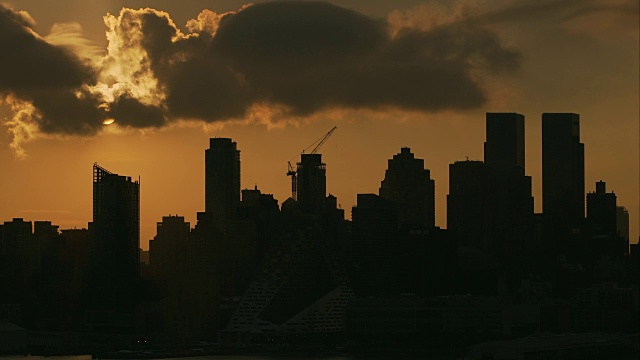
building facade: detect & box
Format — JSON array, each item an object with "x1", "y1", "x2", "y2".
[
  {"x1": 205, "y1": 138, "x2": 241, "y2": 230},
  {"x1": 379, "y1": 147, "x2": 435, "y2": 229},
  {"x1": 88, "y1": 163, "x2": 140, "y2": 331}
]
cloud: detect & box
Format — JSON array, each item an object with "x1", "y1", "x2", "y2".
[
  {"x1": 460, "y1": 0, "x2": 639, "y2": 29},
  {"x1": 117, "y1": 1, "x2": 521, "y2": 122},
  {"x1": 0, "y1": 3, "x2": 107, "y2": 149},
  {"x1": 1, "y1": 1, "x2": 526, "y2": 154}
]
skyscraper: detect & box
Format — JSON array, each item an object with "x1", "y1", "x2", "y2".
[
  {"x1": 351, "y1": 194, "x2": 398, "y2": 296},
  {"x1": 447, "y1": 159, "x2": 487, "y2": 249},
  {"x1": 296, "y1": 153, "x2": 326, "y2": 214},
  {"x1": 149, "y1": 215, "x2": 190, "y2": 278},
  {"x1": 584, "y1": 181, "x2": 625, "y2": 264},
  {"x1": 484, "y1": 113, "x2": 525, "y2": 172},
  {"x1": 89, "y1": 164, "x2": 140, "y2": 331},
  {"x1": 542, "y1": 113, "x2": 585, "y2": 230},
  {"x1": 0, "y1": 218, "x2": 32, "y2": 305},
  {"x1": 379, "y1": 147, "x2": 435, "y2": 229},
  {"x1": 586, "y1": 181, "x2": 617, "y2": 237},
  {"x1": 205, "y1": 138, "x2": 241, "y2": 229},
  {"x1": 483, "y1": 113, "x2": 534, "y2": 274},
  {"x1": 616, "y1": 206, "x2": 629, "y2": 255}
]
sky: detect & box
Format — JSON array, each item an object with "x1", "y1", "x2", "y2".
[{"x1": 0, "y1": 0, "x2": 638, "y2": 250}]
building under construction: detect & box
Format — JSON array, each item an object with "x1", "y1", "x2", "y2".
[
  {"x1": 87, "y1": 163, "x2": 140, "y2": 332},
  {"x1": 287, "y1": 126, "x2": 336, "y2": 214}
]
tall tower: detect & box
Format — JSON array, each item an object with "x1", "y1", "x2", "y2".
[
  {"x1": 149, "y1": 215, "x2": 190, "y2": 278},
  {"x1": 616, "y1": 206, "x2": 630, "y2": 256},
  {"x1": 484, "y1": 112, "x2": 525, "y2": 173},
  {"x1": 584, "y1": 181, "x2": 626, "y2": 262},
  {"x1": 586, "y1": 181, "x2": 617, "y2": 237},
  {"x1": 90, "y1": 164, "x2": 140, "y2": 329},
  {"x1": 483, "y1": 113, "x2": 534, "y2": 273},
  {"x1": 447, "y1": 159, "x2": 487, "y2": 249},
  {"x1": 542, "y1": 113, "x2": 585, "y2": 230},
  {"x1": 296, "y1": 153, "x2": 326, "y2": 214},
  {"x1": 379, "y1": 147, "x2": 435, "y2": 229},
  {"x1": 205, "y1": 138, "x2": 241, "y2": 229},
  {"x1": 351, "y1": 194, "x2": 398, "y2": 296},
  {"x1": 92, "y1": 164, "x2": 140, "y2": 280}
]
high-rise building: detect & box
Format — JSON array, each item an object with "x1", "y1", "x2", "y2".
[
  {"x1": 483, "y1": 113, "x2": 534, "y2": 274},
  {"x1": 88, "y1": 163, "x2": 140, "y2": 331},
  {"x1": 296, "y1": 153, "x2": 326, "y2": 214},
  {"x1": 584, "y1": 181, "x2": 626, "y2": 263},
  {"x1": 616, "y1": 206, "x2": 629, "y2": 255},
  {"x1": 447, "y1": 159, "x2": 487, "y2": 249},
  {"x1": 484, "y1": 113, "x2": 525, "y2": 172},
  {"x1": 351, "y1": 194, "x2": 398, "y2": 296},
  {"x1": 379, "y1": 147, "x2": 435, "y2": 229},
  {"x1": 542, "y1": 113, "x2": 585, "y2": 230},
  {"x1": 149, "y1": 215, "x2": 190, "y2": 278},
  {"x1": 0, "y1": 218, "x2": 32, "y2": 304},
  {"x1": 30, "y1": 221, "x2": 59, "y2": 276},
  {"x1": 240, "y1": 187, "x2": 281, "y2": 265},
  {"x1": 586, "y1": 181, "x2": 617, "y2": 237},
  {"x1": 205, "y1": 138, "x2": 240, "y2": 229}
]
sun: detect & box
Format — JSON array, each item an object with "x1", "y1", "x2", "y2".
[{"x1": 102, "y1": 119, "x2": 115, "y2": 125}]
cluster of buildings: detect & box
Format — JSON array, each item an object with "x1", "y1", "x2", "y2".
[{"x1": 0, "y1": 113, "x2": 638, "y2": 350}]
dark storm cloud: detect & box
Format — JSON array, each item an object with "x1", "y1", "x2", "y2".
[
  {"x1": 133, "y1": 1, "x2": 521, "y2": 122},
  {"x1": 108, "y1": 94, "x2": 167, "y2": 128},
  {"x1": 200, "y1": 1, "x2": 495, "y2": 115},
  {"x1": 0, "y1": 4, "x2": 104, "y2": 134},
  {"x1": 2, "y1": 1, "x2": 523, "y2": 136}
]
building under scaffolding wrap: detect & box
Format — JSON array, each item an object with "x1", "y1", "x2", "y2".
[{"x1": 87, "y1": 163, "x2": 140, "y2": 332}]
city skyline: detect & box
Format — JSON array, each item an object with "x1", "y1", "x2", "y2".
[
  {"x1": 1, "y1": 110, "x2": 637, "y2": 353},
  {"x1": 0, "y1": 0, "x2": 638, "y2": 247},
  {"x1": 1, "y1": 114, "x2": 635, "y2": 251}
]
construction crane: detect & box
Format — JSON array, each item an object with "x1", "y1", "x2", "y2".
[
  {"x1": 287, "y1": 126, "x2": 337, "y2": 200},
  {"x1": 287, "y1": 161, "x2": 297, "y2": 200}
]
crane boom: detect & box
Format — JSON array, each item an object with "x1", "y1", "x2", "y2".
[{"x1": 303, "y1": 126, "x2": 337, "y2": 154}]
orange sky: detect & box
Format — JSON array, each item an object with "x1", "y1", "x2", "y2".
[{"x1": 0, "y1": 0, "x2": 638, "y2": 250}]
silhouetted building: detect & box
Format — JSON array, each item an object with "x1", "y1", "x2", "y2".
[
  {"x1": 205, "y1": 138, "x2": 240, "y2": 230},
  {"x1": 240, "y1": 187, "x2": 281, "y2": 265},
  {"x1": 184, "y1": 211, "x2": 224, "y2": 337},
  {"x1": 616, "y1": 206, "x2": 629, "y2": 255},
  {"x1": 542, "y1": 113, "x2": 585, "y2": 232},
  {"x1": 149, "y1": 215, "x2": 190, "y2": 278},
  {"x1": 351, "y1": 194, "x2": 398, "y2": 296},
  {"x1": 60, "y1": 228, "x2": 90, "y2": 330},
  {"x1": 587, "y1": 181, "x2": 617, "y2": 237},
  {"x1": 483, "y1": 113, "x2": 534, "y2": 276},
  {"x1": 227, "y1": 196, "x2": 353, "y2": 334},
  {"x1": 447, "y1": 159, "x2": 487, "y2": 249},
  {"x1": 485, "y1": 113, "x2": 525, "y2": 172},
  {"x1": 87, "y1": 163, "x2": 140, "y2": 332},
  {"x1": 585, "y1": 181, "x2": 626, "y2": 261},
  {"x1": 296, "y1": 154, "x2": 326, "y2": 214},
  {"x1": 147, "y1": 215, "x2": 191, "y2": 335},
  {"x1": 29, "y1": 221, "x2": 59, "y2": 276},
  {"x1": 379, "y1": 147, "x2": 435, "y2": 229},
  {"x1": 0, "y1": 218, "x2": 32, "y2": 307}
]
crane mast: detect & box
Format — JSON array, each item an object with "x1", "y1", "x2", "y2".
[{"x1": 287, "y1": 161, "x2": 297, "y2": 201}]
